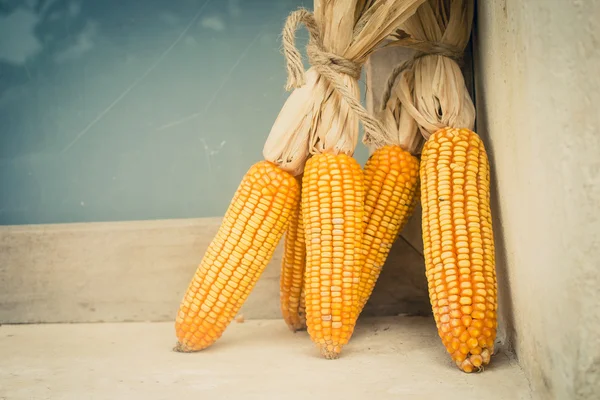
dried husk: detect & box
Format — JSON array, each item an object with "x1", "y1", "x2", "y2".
[
  {"x1": 377, "y1": 0, "x2": 475, "y2": 152},
  {"x1": 263, "y1": 0, "x2": 427, "y2": 176},
  {"x1": 378, "y1": 67, "x2": 423, "y2": 154}
]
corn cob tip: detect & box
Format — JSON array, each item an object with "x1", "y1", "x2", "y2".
[
  {"x1": 285, "y1": 319, "x2": 307, "y2": 333},
  {"x1": 445, "y1": 324, "x2": 497, "y2": 373},
  {"x1": 173, "y1": 341, "x2": 197, "y2": 353},
  {"x1": 455, "y1": 347, "x2": 493, "y2": 373},
  {"x1": 319, "y1": 344, "x2": 342, "y2": 360}
]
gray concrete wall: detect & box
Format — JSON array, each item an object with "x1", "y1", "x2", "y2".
[{"x1": 473, "y1": 1, "x2": 600, "y2": 399}]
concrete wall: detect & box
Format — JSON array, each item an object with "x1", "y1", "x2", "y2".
[
  {"x1": 473, "y1": 1, "x2": 600, "y2": 399},
  {"x1": 0, "y1": 216, "x2": 430, "y2": 324}
]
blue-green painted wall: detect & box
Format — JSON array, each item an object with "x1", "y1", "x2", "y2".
[{"x1": 0, "y1": 0, "x2": 368, "y2": 225}]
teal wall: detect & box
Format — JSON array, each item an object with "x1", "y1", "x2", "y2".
[{"x1": 0, "y1": 0, "x2": 369, "y2": 225}]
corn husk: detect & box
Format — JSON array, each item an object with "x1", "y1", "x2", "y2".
[
  {"x1": 263, "y1": 0, "x2": 427, "y2": 176},
  {"x1": 379, "y1": 62, "x2": 423, "y2": 154},
  {"x1": 377, "y1": 0, "x2": 475, "y2": 152}
]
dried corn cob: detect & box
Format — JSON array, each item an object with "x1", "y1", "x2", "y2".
[
  {"x1": 174, "y1": 161, "x2": 299, "y2": 352},
  {"x1": 420, "y1": 127, "x2": 497, "y2": 372},
  {"x1": 357, "y1": 145, "x2": 420, "y2": 313},
  {"x1": 299, "y1": 287, "x2": 306, "y2": 323},
  {"x1": 302, "y1": 152, "x2": 365, "y2": 359},
  {"x1": 280, "y1": 179, "x2": 307, "y2": 332}
]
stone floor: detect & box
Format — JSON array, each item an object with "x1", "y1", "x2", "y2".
[{"x1": 0, "y1": 316, "x2": 531, "y2": 400}]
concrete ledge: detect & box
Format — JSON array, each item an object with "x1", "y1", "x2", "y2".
[
  {"x1": 0, "y1": 217, "x2": 429, "y2": 324},
  {"x1": 0, "y1": 316, "x2": 531, "y2": 399}
]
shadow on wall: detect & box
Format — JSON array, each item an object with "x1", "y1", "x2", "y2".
[{"x1": 0, "y1": 0, "x2": 339, "y2": 226}]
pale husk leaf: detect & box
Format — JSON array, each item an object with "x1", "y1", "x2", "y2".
[
  {"x1": 381, "y1": 0, "x2": 475, "y2": 146},
  {"x1": 262, "y1": 71, "x2": 317, "y2": 177},
  {"x1": 380, "y1": 94, "x2": 423, "y2": 155},
  {"x1": 347, "y1": 0, "x2": 426, "y2": 61}
]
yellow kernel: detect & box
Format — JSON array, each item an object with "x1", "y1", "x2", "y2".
[{"x1": 459, "y1": 297, "x2": 472, "y2": 305}]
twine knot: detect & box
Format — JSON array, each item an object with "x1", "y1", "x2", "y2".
[
  {"x1": 306, "y1": 43, "x2": 362, "y2": 81},
  {"x1": 281, "y1": 8, "x2": 390, "y2": 149},
  {"x1": 282, "y1": 8, "x2": 363, "y2": 90}
]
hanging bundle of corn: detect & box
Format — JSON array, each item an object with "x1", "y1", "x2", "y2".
[
  {"x1": 268, "y1": 0, "x2": 427, "y2": 359},
  {"x1": 380, "y1": 0, "x2": 498, "y2": 373}
]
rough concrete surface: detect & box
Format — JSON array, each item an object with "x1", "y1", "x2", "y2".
[
  {"x1": 474, "y1": 1, "x2": 600, "y2": 399},
  {"x1": 0, "y1": 217, "x2": 430, "y2": 325},
  {"x1": 0, "y1": 317, "x2": 530, "y2": 400}
]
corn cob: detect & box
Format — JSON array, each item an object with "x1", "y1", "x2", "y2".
[
  {"x1": 420, "y1": 127, "x2": 497, "y2": 372},
  {"x1": 299, "y1": 287, "x2": 306, "y2": 323},
  {"x1": 174, "y1": 160, "x2": 300, "y2": 352},
  {"x1": 302, "y1": 152, "x2": 365, "y2": 359},
  {"x1": 357, "y1": 145, "x2": 420, "y2": 314},
  {"x1": 280, "y1": 179, "x2": 307, "y2": 332}
]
